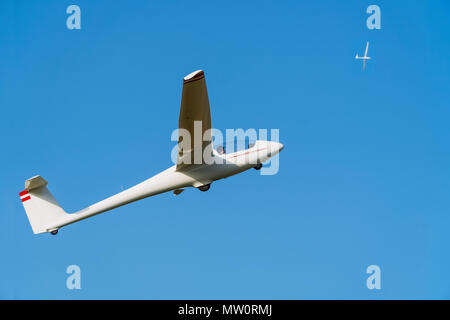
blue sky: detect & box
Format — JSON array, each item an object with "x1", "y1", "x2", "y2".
[{"x1": 1, "y1": 0, "x2": 449, "y2": 299}]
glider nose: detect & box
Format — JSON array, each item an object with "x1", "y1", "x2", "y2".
[{"x1": 270, "y1": 141, "x2": 284, "y2": 155}]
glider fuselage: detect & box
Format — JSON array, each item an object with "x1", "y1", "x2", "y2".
[{"x1": 46, "y1": 140, "x2": 283, "y2": 231}]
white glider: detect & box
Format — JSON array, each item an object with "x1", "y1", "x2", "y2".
[
  {"x1": 355, "y1": 41, "x2": 371, "y2": 70},
  {"x1": 19, "y1": 70, "x2": 284, "y2": 235}
]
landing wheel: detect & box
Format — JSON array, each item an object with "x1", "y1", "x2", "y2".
[
  {"x1": 50, "y1": 230, "x2": 58, "y2": 235},
  {"x1": 254, "y1": 163, "x2": 263, "y2": 170},
  {"x1": 198, "y1": 184, "x2": 211, "y2": 192}
]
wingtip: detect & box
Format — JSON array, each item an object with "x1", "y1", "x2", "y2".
[{"x1": 183, "y1": 70, "x2": 204, "y2": 83}]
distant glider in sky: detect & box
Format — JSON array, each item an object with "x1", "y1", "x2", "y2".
[
  {"x1": 355, "y1": 41, "x2": 371, "y2": 70},
  {"x1": 19, "y1": 70, "x2": 284, "y2": 235}
]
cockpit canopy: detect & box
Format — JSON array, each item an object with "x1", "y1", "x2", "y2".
[{"x1": 215, "y1": 139, "x2": 256, "y2": 155}]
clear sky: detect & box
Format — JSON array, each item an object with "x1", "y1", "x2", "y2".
[{"x1": 1, "y1": 0, "x2": 449, "y2": 299}]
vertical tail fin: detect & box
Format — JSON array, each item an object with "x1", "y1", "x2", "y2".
[{"x1": 19, "y1": 176, "x2": 67, "y2": 234}]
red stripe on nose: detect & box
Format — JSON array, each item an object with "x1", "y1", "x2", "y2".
[
  {"x1": 19, "y1": 190, "x2": 29, "y2": 197},
  {"x1": 21, "y1": 196, "x2": 31, "y2": 202}
]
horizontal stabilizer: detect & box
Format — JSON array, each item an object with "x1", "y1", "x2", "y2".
[{"x1": 25, "y1": 175, "x2": 48, "y2": 191}]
